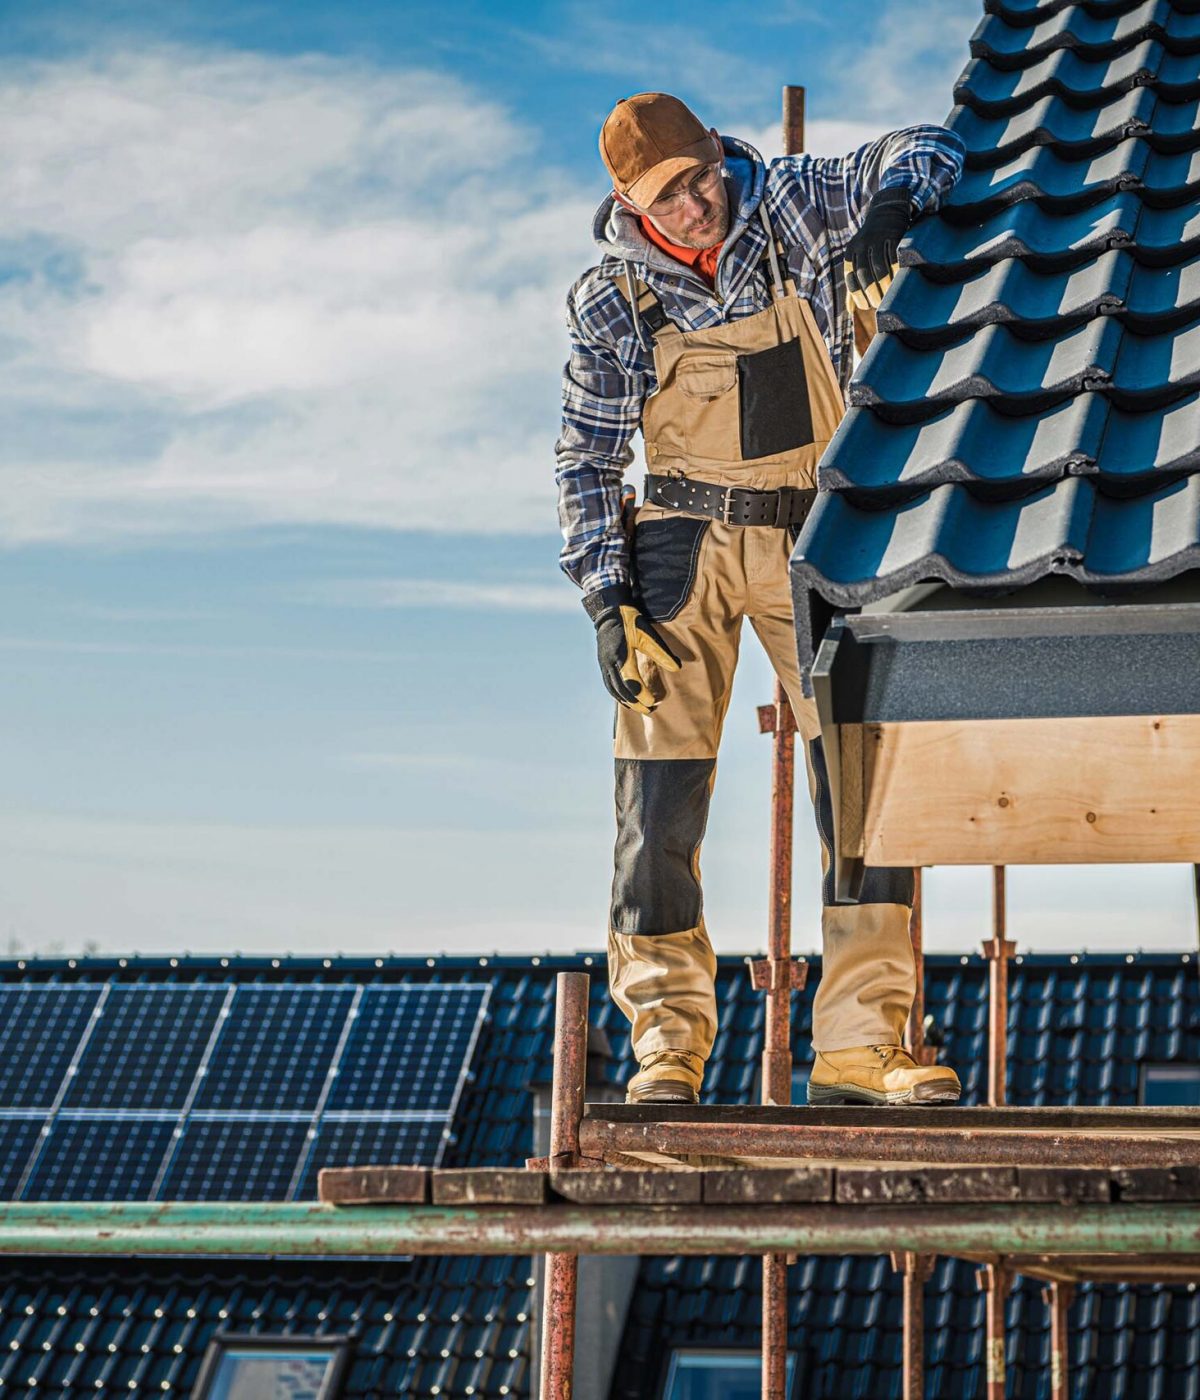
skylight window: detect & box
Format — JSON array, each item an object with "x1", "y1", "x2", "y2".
[
  {"x1": 191, "y1": 1334, "x2": 350, "y2": 1400},
  {"x1": 1140, "y1": 1063, "x2": 1200, "y2": 1107},
  {"x1": 662, "y1": 1349, "x2": 796, "y2": 1399}
]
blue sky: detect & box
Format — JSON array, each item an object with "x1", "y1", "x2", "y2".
[{"x1": 2, "y1": 0, "x2": 1194, "y2": 959}]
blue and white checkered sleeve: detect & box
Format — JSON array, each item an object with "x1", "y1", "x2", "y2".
[
  {"x1": 775, "y1": 125, "x2": 965, "y2": 270},
  {"x1": 555, "y1": 277, "x2": 648, "y2": 601}
]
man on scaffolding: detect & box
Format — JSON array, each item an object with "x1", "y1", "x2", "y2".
[{"x1": 556, "y1": 92, "x2": 966, "y2": 1107}]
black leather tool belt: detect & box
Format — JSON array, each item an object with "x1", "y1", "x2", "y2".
[{"x1": 644, "y1": 473, "x2": 817, "y2": 529}]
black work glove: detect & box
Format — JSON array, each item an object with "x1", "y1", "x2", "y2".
[
  {"x1": 583, "y1": 585, "x2": 682, "y2": 716},
  {"x1": 843, "y1": 187, "x2": 914, "y2": 313}
]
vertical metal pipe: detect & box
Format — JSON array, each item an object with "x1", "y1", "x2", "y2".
[
  {"x1": 782, "y1": 85, "x2": 805, "y2": 161},
  {"x1": 762, "y1": 1249, "x2": 789, "y2": 1400},
  {"x1": 756, "y1": 84, "x2": 808, "y2": 1400},
  {"x1": 1043, "y1": 1281, "x2": 1074, "y2": 1400},
  {"x1": 905, "y1": 868, "x2": 928, "y2": 1063},
  {"x1": 540, "y1": 972, "x2": 589, "y2": 1400},
  {"x1": 763, "y1": 677, "x2": 797, "y2": 1108},
  {"x1": 891, "y1": 1251, "x2": 931, "y2": 1400},
  {"x1": 983, "y1": 867, "x2": 1014, "y2": 1108},
  {"x1": 977, "y1": 1263, "x2": 1012, "y2": 1400}
]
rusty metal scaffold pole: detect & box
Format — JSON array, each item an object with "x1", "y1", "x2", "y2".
[
  {"x1": 982, "y1": 867, "x2": 1016, "y2": 1107},
  {"x1": 1043, "y1": 1281, "x2": 1075, "y2": 1400},
  {"x1": 977, "y1": 1262, "x2": 1014, "y2": 1400},
  {"x1": 891, "y1": 1251, "x2": 933, "y2": 1400},
  {"x1": 905, "y1": 869, "x2": 936, "y2": 1065},
  {"x1": 749, "y1": 81, "x2": 809, "y2": 1400},
  {"x1": 539, "y1": 971, "x2": 589, "y2": 1400}
]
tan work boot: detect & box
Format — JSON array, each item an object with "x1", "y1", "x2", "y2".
[
  {"x1": 626, "y1": 1049, "x2": 704, "y2": 1105},
  {"x1": 808, "y1": 1045, "x2": 961, "y2": 1106}
]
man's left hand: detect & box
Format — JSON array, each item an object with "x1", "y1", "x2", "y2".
[{"x1": 843, "y1": 187, "x2": 914, "y2": 314}]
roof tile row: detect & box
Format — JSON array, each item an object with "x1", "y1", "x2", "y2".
[{"x1": 793, "y1": 0, "x2": 1200, "y2": 622}]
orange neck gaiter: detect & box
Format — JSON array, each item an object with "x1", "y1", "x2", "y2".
[{"x1": 639, "y1": 216, "x2": 722, "y2": 288}]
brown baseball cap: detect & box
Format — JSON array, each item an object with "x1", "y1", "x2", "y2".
[{"x1": 600, "y1": 92, "x2": 721, "y2": 208}]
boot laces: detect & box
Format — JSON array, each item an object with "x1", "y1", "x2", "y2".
[
  {"x1": 642, "y1": 1049, "x2": 699, "y2": 1071},
  {"x1": 872, "y1": 1045, "x2": 912, "y2": 1068}
]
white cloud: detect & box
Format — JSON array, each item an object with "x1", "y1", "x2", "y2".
[
  {"x1": 0, "y1": 12, "x2": 978, "y2": 547},
  {"x1": 0, "y1": 48, "x2": 594, "y2": 543},
  {"x1": 299, "y1": 577, "x2": 577, "y2": 612}
]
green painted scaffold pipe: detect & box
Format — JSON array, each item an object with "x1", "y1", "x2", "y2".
[{"x1": 0, "y1": 1202, "x2": 1198, "y2": 1258}]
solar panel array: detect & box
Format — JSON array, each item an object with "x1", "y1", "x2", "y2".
[{"x1": 0, "y1": 984, "x2": 489, "y2": 1202}]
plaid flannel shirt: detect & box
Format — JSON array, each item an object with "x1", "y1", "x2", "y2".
[{"x1": 555, "y1": 126, "x2": 965, "y2": 604}]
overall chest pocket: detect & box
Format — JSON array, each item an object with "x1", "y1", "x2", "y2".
[
  {"x1": 737, "y1": 336, "x2": 814, "y2": 460},
  {"x1": 674, "y1": 351, "x2": 742, "y2": 464}
]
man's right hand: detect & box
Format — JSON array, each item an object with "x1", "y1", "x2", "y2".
[{"x1": 584, "y1": 587, "x2": 682, "y2": 715}]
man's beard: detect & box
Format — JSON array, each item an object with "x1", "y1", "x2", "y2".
[{"x1": 674, "y1": 205, "x2": 729, "y2": 249}]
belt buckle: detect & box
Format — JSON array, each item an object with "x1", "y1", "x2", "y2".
[{"x1": 721, "y1": 488, "x2": 739, "y2": 526}]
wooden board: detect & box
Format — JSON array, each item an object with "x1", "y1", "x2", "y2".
[
  {"x1": 857, "y1": 714, "x2": 1200, "y2": 865},
  {"x1": 321, "y1": 1164, "x2": 1200, "y2": 1208}
]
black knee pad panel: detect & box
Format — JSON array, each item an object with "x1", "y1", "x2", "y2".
[{"x1": 610, "y1": 757, "x2": 716, "y2": 935}]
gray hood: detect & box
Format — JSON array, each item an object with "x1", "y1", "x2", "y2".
[{"x1": 589, "y1": 134, "x2": 769, "y2": 281}]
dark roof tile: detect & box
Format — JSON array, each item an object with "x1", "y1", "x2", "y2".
[
  {"x1": 849, "y1": 317, "x2": 1123, "y2": 419},
  {"x1": 948, "y1": 87, "x2": 1156, "y2": 163},
  {"x1": 944, "y1": 137, "x2": 1149, "y2": 217},
  {"x1": 819, "y1": 394, "x2": 1107, "y2": 495},
  {"x1": 0, "y1": 955, "x2": 1198, "y2": 1397},
  {"x1": 1097, "y1": 390, "x2": 1200, "y2": 473},
  {"x1": 878, "y1": 250, "x2": 1130, "y2": 344},
  {"x1": 954, "y1": 41, "x2": 1162, "y2": 113},
  {"x1": 793, "y1": 474, "x2": 1200, "y2": 604},
  {"x1": 984, "y1": 0, "x2": 1194, "y2": 20},
  {"x1": 903, "y1": 189, "x2": 1140, "y2": 271},
  {"x1": 971, "y1": 1, "x2": 1200, "y2": 69},
  {"x1": 796, "y1": 0, "x2": 1200, "y2": 630}
]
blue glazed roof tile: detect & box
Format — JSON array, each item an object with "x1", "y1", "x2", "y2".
[
  {"x1": 794, "y1": 0, "x2": 1200, "y2": 640},
  {"x1": 878, "y1": 250, "x2": 1131, "y2": 344},
  {"x1": 948, "y1": 86, "x2": 1156, "y2": 161},
  {"x1": 954, "y1": 41, "x2": 1164, "y2": 113},
  {"x1": 820, "y1": 394, "x2": 1106, "y2": 496},
  {"x1": 971, "y1": 1, "x2": 1200, "y2": 68}
]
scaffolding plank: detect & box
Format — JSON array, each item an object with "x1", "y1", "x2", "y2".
[
  {"x1": 1113, "y1": 1165, "x2": 1200, "y2": 1200},
  {"x1": 551, "y1": 1168, "x2": 702, "y2": 1205},
  {"x1": 317, "y1": 1166, "x2": 428, "y2": 1205},
  {"x1": 703, "y1": 1166, "x2": 833, "y2": 1203},
  {"x1": 579, "y1": 1106, "x2": 1200, "y2": 1169},
  {"x1": 583, "y1": 1104, "x2": 1200, "y2": 1130},
  {"x1": 1017, "y1": 1166, "x2": 1114, "y2": 1202},
  {"x1": 432, "y1": 1169, "x2": 548, "y2": 1206},
  {"x1": 836, "y1": 1165, "x2": 1020, "y2": 1203}
]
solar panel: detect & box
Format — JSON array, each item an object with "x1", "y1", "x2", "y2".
[
  {"x1": 159, "y1": 1118, "x2": 312, "y2": 1201},
  {"x1": 195, "y1": 987, "x2": 355, "y2": 1113},
  {"x1": 293, "y1": 1116, "x2": 451, "y2": 1198},
  {"x1": 0, "y1": 987, "x2": 101, "y2": 1109},
  {"x1": 64, "y1": 987, "x2": 227, "y2": 1111},
  {"x1": 0, "y1": 981, "x2": 490, "y2": 1202},
  {"x1": 0, "y1": 1119, "x2": 47, "y2": 1198},
  {"x1": 25, "y1": 1117, "x2": 176, "y2": 1201},
  {"x1": 327, "y1": 986, "x2": 489, "y2": 1113}
]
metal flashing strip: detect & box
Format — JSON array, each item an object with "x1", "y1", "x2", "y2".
[
  {"x1": 846, "y1": 599, "x2": 1200, "y2": 642},
  {"x1": 815, "y1": 616, "x2": 1200, "y2": 723}
]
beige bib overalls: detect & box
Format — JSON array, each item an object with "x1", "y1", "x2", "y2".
[{"x1": 608, "y1": 205, "x2": 917, "y2": 1065}]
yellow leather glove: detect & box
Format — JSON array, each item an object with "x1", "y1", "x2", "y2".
[{"x1": 585, "y1": 589, "x2": 682, "y2": 716}]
